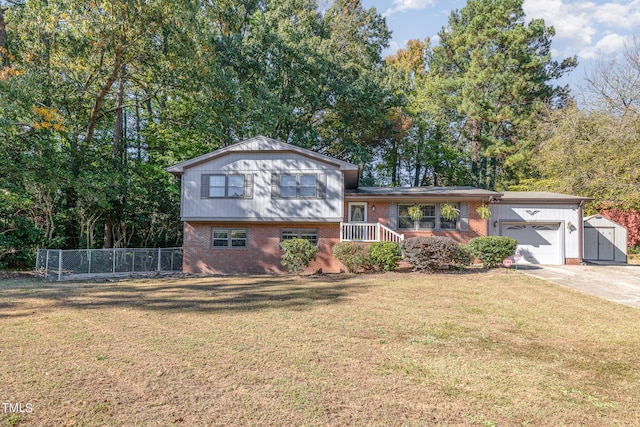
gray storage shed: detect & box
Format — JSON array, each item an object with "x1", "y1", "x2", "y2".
[{"x1": 584, "y1": 215, "x2": 627, "y2": 263}]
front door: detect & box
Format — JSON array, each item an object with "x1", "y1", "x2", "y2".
[
  {"x1": 347, "y1": 202, "x2": 368, "y2": 240},
  {"x1": 348, "y1": 202, "x2": 367, "y2": 223}
]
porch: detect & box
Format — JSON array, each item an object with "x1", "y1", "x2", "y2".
[{"x1": 340, "y1": 222, "x2": 404, "y2": 243}]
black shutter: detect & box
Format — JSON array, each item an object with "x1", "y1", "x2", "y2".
[
  {"x1": 201, "y1": 174, "x2": 209, "y2": 198},
  {"x1": 244, "y1": 174, "x2": 254, "y2": 199},
  {"x1": 317, "y1": 173, "x2": 326, "y2": 199},
  {"x1": 271, "y1": 173, "x2": 279, "y2": 198},
  {"x1": 389, "y1": 203, "x2": 398, "y2": 229},
  {"x1": 459, "y1": 203, "x2": 469, "y2": 231}
]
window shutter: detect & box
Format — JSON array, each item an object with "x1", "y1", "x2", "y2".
[
  {"x1": 389, "y1": 203, "x2": 398, "y2": 229},
  {"x1": 459, "y1": 203, "x2": 469, "y2": 231},
  {"x1": 317, "y1": 173, "x2": 326, "y2": 199},
  {"x1": 201, "y1": 174, "x2": 209, "y2": 199},
  {"x1": 271, "y1": 173, "x2": 279, "y2": 198},
  {"x1": 244, "y1": 174, "x2": 254, "y2": 199}
]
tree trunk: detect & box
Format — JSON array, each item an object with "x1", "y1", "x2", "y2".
[
  {"x1": 113, "y1": 68, "x2": 125, "y2": 163},
  {"x1": 0, "y1": 6, "x2": 9, "y2": 68},
  {"x1": 103, "y1": 217, "x2": 113, "y2": 249}
]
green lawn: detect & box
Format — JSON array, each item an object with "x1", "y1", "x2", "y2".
[{"x1": 1, "y1": 271, "x2": 639, "y2": 426}]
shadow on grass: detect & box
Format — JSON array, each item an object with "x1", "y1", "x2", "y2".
[{"x1": 0, "y1": 274, "x2": 368, "y2": 318}]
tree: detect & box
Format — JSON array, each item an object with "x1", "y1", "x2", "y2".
[
  {"x1": 0, "y1": 0, "x2": 395, "y2": 268},
  {"x1": 429, "y1": 0, "x2": 576, "y2": 189},
  {"x1": 531, "y1": 102, "x2": 640, "y2": 211},
  {"x1": 529, "y1": 39, "x2": 640, "y2": 211},
  {"x1": 383, "y1": 38, "x2": 468, "y2": 187},
  {"x1": 583, "y1": 36, "x2": 640, "y2": 116}
]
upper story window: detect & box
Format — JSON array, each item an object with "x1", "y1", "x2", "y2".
[
  {"x1": 201, "y1": 174, "x2": 253, "y2": 199},
  {"x1": 272, "y1": 173, "x2": 325, "y2": 199},
  {"x1": 398, "y1": 203, "x2": 460, "y2": 230}
]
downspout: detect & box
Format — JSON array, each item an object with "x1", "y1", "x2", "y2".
[{"x1": 578, "y1": 200, "x2": 585, "y2": 264}]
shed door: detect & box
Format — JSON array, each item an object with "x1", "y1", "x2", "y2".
[
  {"x1": 501, "y1": 222, "x2": 562, "y2": 265},
  {"x1": 584, "y1": 227, "x2": 615, "y2": 261},
  {"x1": 598, "y1": 227, "x2": 615, "y2": 261},
  {"x1": 584, "y1": 228, "x2": 599, "y2": 260}
]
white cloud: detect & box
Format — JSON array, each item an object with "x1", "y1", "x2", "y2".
[
  {"x1": 579, "y1": 33, "x2": 631, "y2": 59},
  {"x1": 523, "y1": 0, "x2": 640, "y2": 59},
  {"x1": 383, "y1": 0, "x2": 436, "y2": 17}
]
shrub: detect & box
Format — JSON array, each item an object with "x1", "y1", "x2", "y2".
[
  {"x1": 370, "y1": 242, "x2": 402, "y2": 271},
  {"x1": 467, "y1": 236, "x2": 518, "y2": 268},
  {"x1": 401, "y1": 236, "x2": 459, "y2": 271},
  {"x1": 280, "y1": 238, "x2": 317, "y2": 274},
  {"x1": 453, "y1": 244, "x2": 473, "y2": 268},
  {"x1": 332, "y1": 241, "x2": 371, "y2": 273}
]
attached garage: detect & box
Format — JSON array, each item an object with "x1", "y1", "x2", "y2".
[
  {"x1": 584, "y1": 215, "x2": 627, "y2": 263},
  {"x1": 490, "y1": 192, "x2": 593, "y2": 265},
  {"x1": 501, "y1": 222, "x2": 562, "y2": 264}
]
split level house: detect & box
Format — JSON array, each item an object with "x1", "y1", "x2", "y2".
[{"x1": 166, "y1": 136, "x2": 592, "y2": 274}]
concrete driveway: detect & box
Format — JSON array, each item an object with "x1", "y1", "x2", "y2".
[{"x1": 519, "y1": 263, "x2": 640, "y2": 309}]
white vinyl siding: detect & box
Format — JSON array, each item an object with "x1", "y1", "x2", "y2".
[{"x1": 183, "y1": 152, "x2": 343, "y2": 221}]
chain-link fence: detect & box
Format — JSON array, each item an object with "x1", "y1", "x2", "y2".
[{"x1": 35, "y1": 247, "x2": 183, "y2": 281}]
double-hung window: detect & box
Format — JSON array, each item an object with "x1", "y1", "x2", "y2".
[
  {"x1": 212, "y1": 229, "x2": 247, "y2": 248},
  {"x1": 280, "y1": 229, "x2": 319, "y2": 246},
  {"x1": 279, "y1": 174, "x2": 317, "y2": 198},
  {"x1": 398, "y1": 203, "x2": 459, "y2": 230},
  {"x1": 201, "y1": 174, "x2": 253, "y2": 199},
  {"x1": 272, "y1": 173, "x2": 324, "y2": 199}
]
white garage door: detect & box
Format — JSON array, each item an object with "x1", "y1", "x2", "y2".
[{"x1": 501, "y1": 222, "x2": 562, "y2": 264}]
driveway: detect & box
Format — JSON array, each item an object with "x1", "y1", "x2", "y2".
[{"x1": 519, "y1": 263, "x2": 640, "y2": 309}]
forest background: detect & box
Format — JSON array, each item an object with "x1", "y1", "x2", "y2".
[{"x1": 1, "y1": 0, "x2": 639, "y2": 268}]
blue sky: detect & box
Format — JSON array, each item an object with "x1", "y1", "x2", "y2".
[{"x1": 361, "y1": 0, "x2": 640, "y2": 90}]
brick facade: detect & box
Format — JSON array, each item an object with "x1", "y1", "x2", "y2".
[
  {"x1": 344, "y1": 200, "x2": 488, "y2": 243},
  {"x1": 184, "y1": 202, "x2": 493, "y2": 275},
  {"x1": 183, "y1": 222, "x2": 343, "y2": 274}
]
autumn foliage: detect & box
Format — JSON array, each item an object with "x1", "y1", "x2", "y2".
[{"x1": 599, "y1": 209, "x2": 640, "y2": 246}]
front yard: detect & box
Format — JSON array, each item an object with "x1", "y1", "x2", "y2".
[{"x1": 1, "y1": 271, "x2": 639, "y2": 426}]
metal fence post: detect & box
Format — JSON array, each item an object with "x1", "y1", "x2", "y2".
[
  {"x1": 35, "y1": 249, "x2": 41, "y2": 278},
  {"x1": 157, "y1": 248, "x2": 162, "y2": 272},
  {"x1": 87, "y1": 249, "x2": 91, "y2": 274},
  {"x1": 112, "y1": 248, "x2": 116, "y2": 274},
  {"x1": 57, "y1": 249, "x2": 63, "y2": 281},
  {"x1": 45, "y1": 250, "x2": 50, "y2": 278}
]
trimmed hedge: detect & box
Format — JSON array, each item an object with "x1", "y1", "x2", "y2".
[
  {"x1": 332, "y1": 241, "x2": 371, "y2": 273},
  {"x1": 401, "y1": 236, "x2": 459, "y2": 271},
  {"x1": 369, "y1": 242, "x2": 402, "y2": 271},
  {"x1": 280, "y1": 238, "x2": 317, "y2": 274},
  {"x1": 453, "y1": 244, "x2": 473, "y2": 268},
  {"x1": 467, "y1": 236, "x2": 518, "y2": 268}
]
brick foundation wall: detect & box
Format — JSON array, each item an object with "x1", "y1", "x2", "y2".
[{"x1": 183, "y1": 222, "x2": 343, "y2": 274}]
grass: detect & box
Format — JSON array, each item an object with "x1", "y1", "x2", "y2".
[{"x1": 1, "y1": 270, "x2": 639, "y2": 426}]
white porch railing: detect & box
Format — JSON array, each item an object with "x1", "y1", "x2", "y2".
[{"x1": 340, "y1": 222, "x2": 404, "y2": 243}]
